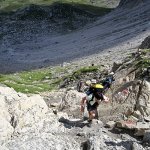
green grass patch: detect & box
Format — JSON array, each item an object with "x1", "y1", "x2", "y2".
[
  {"x1": 73, "y1": 66, "x2": 99, "y2": 76},
  {"x1": 64, "y1": 66, "x2": 99, "y2": 81},
  {"x1": 136, "y1": 58, "x2": 150, "y2": 68},
  {"x1": 135, "y1": 49, "x2": 150, "y2": 68},
  {"x1": 0, "y1": 74, "x2": 6, "y2": 82},
  {"x1": 4, "y1": 81, "x2": 52, "y2": 93},
  {"x1": 0, "y1": 65, "x2": 100, "y2": 93},
  {"x1": 0, "y1": 68, "x2": 60, "y2": 93},
  {"x1": 141, "y1": 49, "x2": 150, "y2": 55},
  {"x1": 19, "y1": 70, "x2": 52, "y2": 82}
]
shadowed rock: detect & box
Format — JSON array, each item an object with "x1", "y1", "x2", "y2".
[{"x1": 139, "y1": 36, "x2": 150, "y2": 49}]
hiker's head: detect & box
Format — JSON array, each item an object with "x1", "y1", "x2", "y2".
[{"x1": 85, "y1": 80, "x2": 91, "y2": 86}]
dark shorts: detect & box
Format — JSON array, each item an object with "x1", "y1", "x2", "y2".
[
  {"x1": 87, "y1": 102, "x2": 98, "y2": 112},
  {"x1": 87, "y1": 102, "x2": 99, "y2": 119},
  {"x1": 94, "y1": 92, "x2": 104, "y2": 100}
]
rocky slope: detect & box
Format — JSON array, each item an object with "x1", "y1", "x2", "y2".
[
  {"x1": 139, "y1": 36, "x2": 150, "y2": 49},
  {"x1": 0, "y1": 45, "x2": 149, "y2": 149},
  {"x1": 0, "y1": 0, "x2": 150, "y2": 148},
  {"x1": 0, "y1": 0, "x2": 149, "y2": 73}
]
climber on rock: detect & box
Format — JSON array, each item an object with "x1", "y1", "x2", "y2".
[{"x1": 80, "y1": 79, "x2": 109, "y2": 124}]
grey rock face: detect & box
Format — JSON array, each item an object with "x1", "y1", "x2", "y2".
[
  {"x1": 143, "y1": 130, "x2": 150, "y2": 146},
  {"x1": 139, "y1": 36, "x2": 150, "y2": 49},
  {"x1": 0, "y1": 86, "x2": 80, "y2": 150},
  {"x1": 0, "y1": 85, "x2": 146, "y2": 150}
]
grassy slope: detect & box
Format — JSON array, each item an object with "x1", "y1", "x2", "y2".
[
  {"x1": 0, "y1": 1, "x2": 148, "y2": 94},
  {"x1": 0, "y1": 0, "x2": 116, "y2": 12},
  {"x1": 0, "y1": 49, "x2": 149, "y2": 94},
  {"x1": 0, "y1": 66, "x2": 99, "y2": 93}
]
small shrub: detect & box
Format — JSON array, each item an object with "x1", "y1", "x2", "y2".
[{"x1": 73, "y1": 66, "x2": 98, "y2": 77}]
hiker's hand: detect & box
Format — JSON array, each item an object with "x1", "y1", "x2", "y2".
[
  {"x1": 103, "y1": 99, "x2": 110, "y2": 103},
  {"x1": 103, "y1": 95, "x2": 110, "y2": 103}
]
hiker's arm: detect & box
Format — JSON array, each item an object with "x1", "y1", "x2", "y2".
[
  {"x1": 103, "y1": 95, "x2": 110, "y2": 103},
  {"x1": 95, "y1": 99, "x2": 101, "y2": 106},
  {"x1": 80, "y1": 97, "x2": 86, "y2": 112},
  {"x1": 81, "y1": 97, "x2": 86, "y2": 104}
]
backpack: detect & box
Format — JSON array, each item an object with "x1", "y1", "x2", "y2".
[
  {"x1": 105, "y1": 77, "x2": 113, "y2": 84},
  {"x1": 91, "y1": 84, "x2": 104, "y2": 100},
  {"x1": 103, "y1": 76, "x2": 114, "y2": 88},
  {"x1": 107, "y1": 75, "x2": 115, "y2": 83}
]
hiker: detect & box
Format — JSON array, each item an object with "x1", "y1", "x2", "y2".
[
  {"x1": 102, "y1": 72, "x2": 115, "y2": 92},
  {"x1": 80, "y1": 79, "x2": 105, "y2": 122}
]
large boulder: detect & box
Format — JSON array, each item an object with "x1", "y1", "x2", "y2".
[
  {"x1": 63, "y1": 90, "x2": 86, "y2": 111},
  {"x1": 0, "y1": 117, "x2": 14, "y2": 144},
  {"x1": 0, "y1": 95, "x2": 11, "y2": 121},
  {"x1": 0, "y1": 86, "x2": 48, "y2": 131},
  {"x1": 16, "y1": 94, "x2": 48, "y2": 129},
  {"x1": 143, "y1": 130, "x2": 150, "y2": 146},
  {"x1": 0, "y1": 86, "x2": 81, "y2": 150},
  {"x1": 135, "y1": 81, "x2": 150, "y2": 117},
  {"x1": 81, "y1": 130, "x2": 144, "y2": 150},
  {"x1": 0, "y1": 145, "x2": 8, "y2": 150},
  {"x1": 0, "y1": 95, "x2": 14, "y2": 143}
]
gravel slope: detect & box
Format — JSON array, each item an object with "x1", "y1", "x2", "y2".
[{"x1": 0, "y1": 0, "x2": 150, "y2": 73}]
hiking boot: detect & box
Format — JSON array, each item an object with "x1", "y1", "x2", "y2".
[{"x1": 87, "y1": 119, "x2": 92, "y2": 123}]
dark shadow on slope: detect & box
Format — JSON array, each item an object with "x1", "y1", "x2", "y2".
[
  {"x1": 139, "y1": 36, "x2": 150, "y2": 49},
  {"x1": 0, "y1": 3, "x2": 112, "y2": 46},
  {"x1": 59, "y1": 117, "x2": 90, "y2": 128},
  {"x1": 105, "y1": 141, "x2": 133, "y2": 150},
  {"x1": 0, "y1": 3, "x2": 98, "y2": 36},
  {"x1": 0, "y1": 2, "x2": 113, "y2": 21},
  {"x1": 109, "y1": 127, "x2": 143, "y2": 141}
]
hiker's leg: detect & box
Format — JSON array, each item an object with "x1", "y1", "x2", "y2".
[
  {"x1": 89, "y1": 110, "x2": 96, "y2": 120},
  {"x1": 88, "y1": 111, "x2": 92, "y2": 120},
  {"x1": 88, "y1": 111, "x2": 92, "y2": 121},
  {"x1": 95, "y1": 109, "x2": 98, "y2": 119}
]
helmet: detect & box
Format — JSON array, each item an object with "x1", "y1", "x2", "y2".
[{"x1": 85, "y1": 80, "x2": 91, "y2": 86}]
